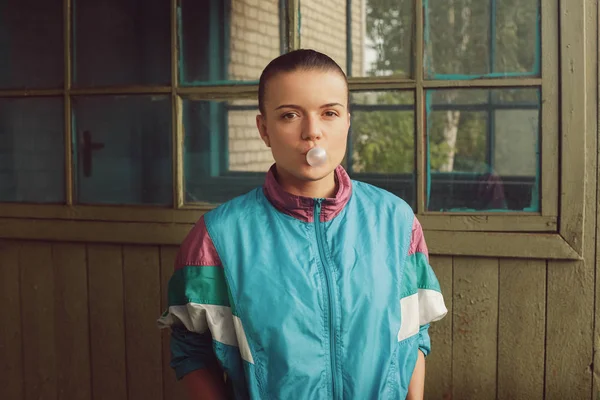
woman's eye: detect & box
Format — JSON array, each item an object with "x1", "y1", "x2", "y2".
[{"x1": 324, "y1": 111, "x2": 338, "y2": 117}]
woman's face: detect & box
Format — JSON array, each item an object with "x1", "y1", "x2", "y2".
[{"x1": 256, "y1": 69, "x2": 350, "y2": 184}]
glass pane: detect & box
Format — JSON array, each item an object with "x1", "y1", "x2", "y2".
[
  {"x1": 349, "y1": 90, "x2": 415, "y2": 208},
  {"x1": 74, "y1": 0, "x2": 170, "y2": 86},
  {"x1": 360, "y1": 0, "x2": 413, "y2": 77},
  {"x1": 0, "y1": 98, "x2": 64, "y2": 203},
  {"x1": 184, "y1": 99, "x2": 271, "y2": 204},
  {"x1": 426, "y1": 88, "x2": 540, "y2": 212},
  {"x1": 300, "y1": 1, "x2": 347, "y2": 74},
  {"x1": 180, "y1": 0, "x2": 281, "y2": 84},
  {"x1": 0, "y1": 0, "x2": 63, "y2": 89},
  {"x1": 424, "y1": 0, "x2": 540, "y2": 78},
  {"x1": 73, "y1": 95, "x2": 172, "y2": 205}
]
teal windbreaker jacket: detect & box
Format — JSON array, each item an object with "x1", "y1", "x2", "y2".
[{"x1": 158, "y1": 165, "x2": 447, "y2": 399}]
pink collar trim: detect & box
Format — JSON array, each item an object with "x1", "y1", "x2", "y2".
[{"x1": 262, "y1": 164, "x2": 352, "y2": 223}]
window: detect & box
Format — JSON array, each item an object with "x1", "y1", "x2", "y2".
[{"x1": 0, "y1": 0, "x2": 591, "y2": 260}]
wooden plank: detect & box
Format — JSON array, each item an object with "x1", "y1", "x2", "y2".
[
  {"x1": 160, "y1": 246, "x2": 187, "y2": 400},
  {"x1": 425, "y1": 231, "x2": 580, "y2": 260},
  {"x1": 0, "y1": 218, "x2": 580, "y2": 260},
  {"x1": 540, "y1": 0, "x2": 560, "y2": 217},
  {"x1": 0, "y1": 240, "x2": 23, "y2": 400},
  {"x1": 88, "y1": 245, "x2": 127, "y2": 400},
  {"x1": 452, "y1": 257, "x2": 498, "y2": 400},
  {"x1": 558, "y1": 0, "x2": 587, "y2": 253},
  {"x1": 123, "y1": 245, "x2": 163, "y2": 400},
  {"x1": 419, "y1": 214, "x2": 557, "y2": 232},
  {"x1": 589, "y1": 0, "x2": 599, "y2": 397},
  {"x1": 20, "y1": 242, "x2": 57, "y2": 400},
  {"x1": 546, "y1": 259, "x2": 594, "y2": 399},
  {"x1": 0, "y1": 203, "x2": 204, "y2": 223},
  {"x1": 497, "y1": 259, "x2": 545, "y2": 399},
  {"x1": 592, "y1": 156, "x2": 600, "y2": 400},
  {"x1": 53, "y1": 243, "x2": 92, "y2": 400},
  {"x1": 424, "y1": 256, "x2": 453, "y2": 400},
  {"x1": 592, "y1": 125, "x2": 600, "y2": 400},
  {"x1": 0, "y1": 218, "x2": 195, "y2": 247}
]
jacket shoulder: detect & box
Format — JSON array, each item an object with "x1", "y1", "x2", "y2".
[{"x1": 351, "y1": 180, "x2": 414, "y2": 215}]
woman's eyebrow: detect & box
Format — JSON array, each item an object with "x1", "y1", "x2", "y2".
[
  {"x1": 274, "y1": 102, "x2": 344, "y2": 111},
  {"x1": 274, "y1": 104, "x2": 301, "y2": 110},
  {"x1": 320, "y1": 102, "x2": 344, "y2": 108}
]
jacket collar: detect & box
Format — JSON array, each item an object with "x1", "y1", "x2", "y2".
[{"x1": 263, "y1": 164, "x2": 352, "y2": 223}]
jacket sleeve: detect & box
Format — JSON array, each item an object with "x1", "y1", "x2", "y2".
[
  {"x1": 170, "y1": 327, "x2": 218, "y2": 379},
  {"x1": 408, "y1": 217, "x2": 447, "y2": 357},
  {"x1": 157, "y1": 216, "x2": 233, "y2": 380}
]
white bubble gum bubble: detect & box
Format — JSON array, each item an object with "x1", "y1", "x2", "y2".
[{"x1": 306, "y1": 146, "x2": 327, "y2": 167}]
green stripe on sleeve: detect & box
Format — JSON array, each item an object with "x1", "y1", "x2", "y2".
[
  {"x1": 401, "y1": 253, "x2": 442, "y2": 296},
  {"x1": 414, "y1": 252, "x2": 442, "y2": 292},
  {"x1": 168, "y1": 265, "x2": 230, "y2": 307}
]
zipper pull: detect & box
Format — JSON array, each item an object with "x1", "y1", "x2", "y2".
[
  {"x1": 314, "y1": 198, "x2": 323, "y2": 212},
  {"x1": 314, "y1": 199, "x2": 323, "y2": 221}
]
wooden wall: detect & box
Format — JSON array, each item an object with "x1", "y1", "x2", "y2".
[
  {"x1": 0, "y1": 241, "x2": 185, "y2": 400},
  {"x1": 1, "y1": 240, "x2": 597, "y2": 400}
]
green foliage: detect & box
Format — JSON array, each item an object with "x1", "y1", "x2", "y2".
[{"x1": 353, "y1": 0, "x2": 539, "y2": 174}]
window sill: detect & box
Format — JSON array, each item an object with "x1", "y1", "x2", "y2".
[
  {"x1": 0, "y1": 216, "x2": 579, "y2": 260},
  {"x1": 0, "y1": 204, "x2": 556, "y2": 231}
]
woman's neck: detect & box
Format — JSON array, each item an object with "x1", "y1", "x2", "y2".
[{"x1": 275, "y1": 167, "x2": 338, "y2": 199}]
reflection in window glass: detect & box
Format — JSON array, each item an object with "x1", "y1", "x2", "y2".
[
  {"x1": 362, "y1": 0, "x2": 414, "y2": 77},
  {"x1": 0, "y1": 0, "x2": 63, "y2": 89},
  {"x1": 301, "y1": 0, "x2": 413, "y2": 77},
  {"x1": 73, "y1": 95, "x2": 172, "y2": 205},
  {"x1": 0, "y1": 98, "x2": 64, "y2": 203},
  {"x1": 74, "y1": 0, "x2": 171, "y2": 86},
  {"x1": 179, "y1": 0, "x2": 281, "y2": 84},
  {"x1": 349, "y1": 91, "x2": 415, "y2": 208},
  {"x1": 426, "y1": 88, "x2": 540, "y2": 212},
  {"x1": 424, "y1": 0, "x2": 540, "y2": 78},
  {"x1": 184, "y1": 100, "x2": 271, "y2": 204}
]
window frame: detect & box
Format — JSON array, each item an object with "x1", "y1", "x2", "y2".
[{"x1": 0, "y1": 0, "x2": 595, "y2": 261}]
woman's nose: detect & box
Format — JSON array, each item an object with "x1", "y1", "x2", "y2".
[{"x1": 302, "y1": 115, "x2": 323, "y2": 140}]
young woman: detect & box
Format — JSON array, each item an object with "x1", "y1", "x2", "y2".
[{"x1": 159, "y1": 49, "x2": 447, "y2": 400}]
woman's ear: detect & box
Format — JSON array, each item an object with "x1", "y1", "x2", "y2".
[{"x1": 256, "y1": 114, "x2": 270, "y2": 147}]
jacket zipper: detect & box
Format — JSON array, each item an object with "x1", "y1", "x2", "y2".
[{"x1": 314, "y1": 199, "x2": 339, "y2": 399}]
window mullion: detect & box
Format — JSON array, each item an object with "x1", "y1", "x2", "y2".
[
  {"x1": 540, "y1": 0, "x2": 559, "y2": 217},
  {"x1": 346, "y1": 0, "x2": 353, "y2": 76},
  {"x1": 172, "y1": 0, "x2": 183, "y2": 208},
  {"x1": 286, "y1": 0, "x2": 301, "y2": 50},
  {"x1": 415, "y1": 0, "x2": 425, "y2": 214},
  {"x1": 64, "y1": 0, "x2": 73, "y2": 206}
]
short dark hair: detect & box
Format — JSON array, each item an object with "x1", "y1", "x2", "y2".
[{"x1": 258, "y1": 49, "x2": 348, "y2": 115}]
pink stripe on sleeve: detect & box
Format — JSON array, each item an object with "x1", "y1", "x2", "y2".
[
  {"x1": 174, "y1": 216, "x2": 222, "y2": 270},
  {"x1": 408, "y1": 217, "x2": 429, "y2": 260}
]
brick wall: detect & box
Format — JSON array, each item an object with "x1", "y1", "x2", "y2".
[
  {"x1": 227, "y1": 0, "x2": 280, "y2": 171},
  {"x1": 227, "y1": 100, "x2": 273, "y2": 172},
  {"x1": 229, "y1": 0, "x2": 281, "y2": 81}
]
